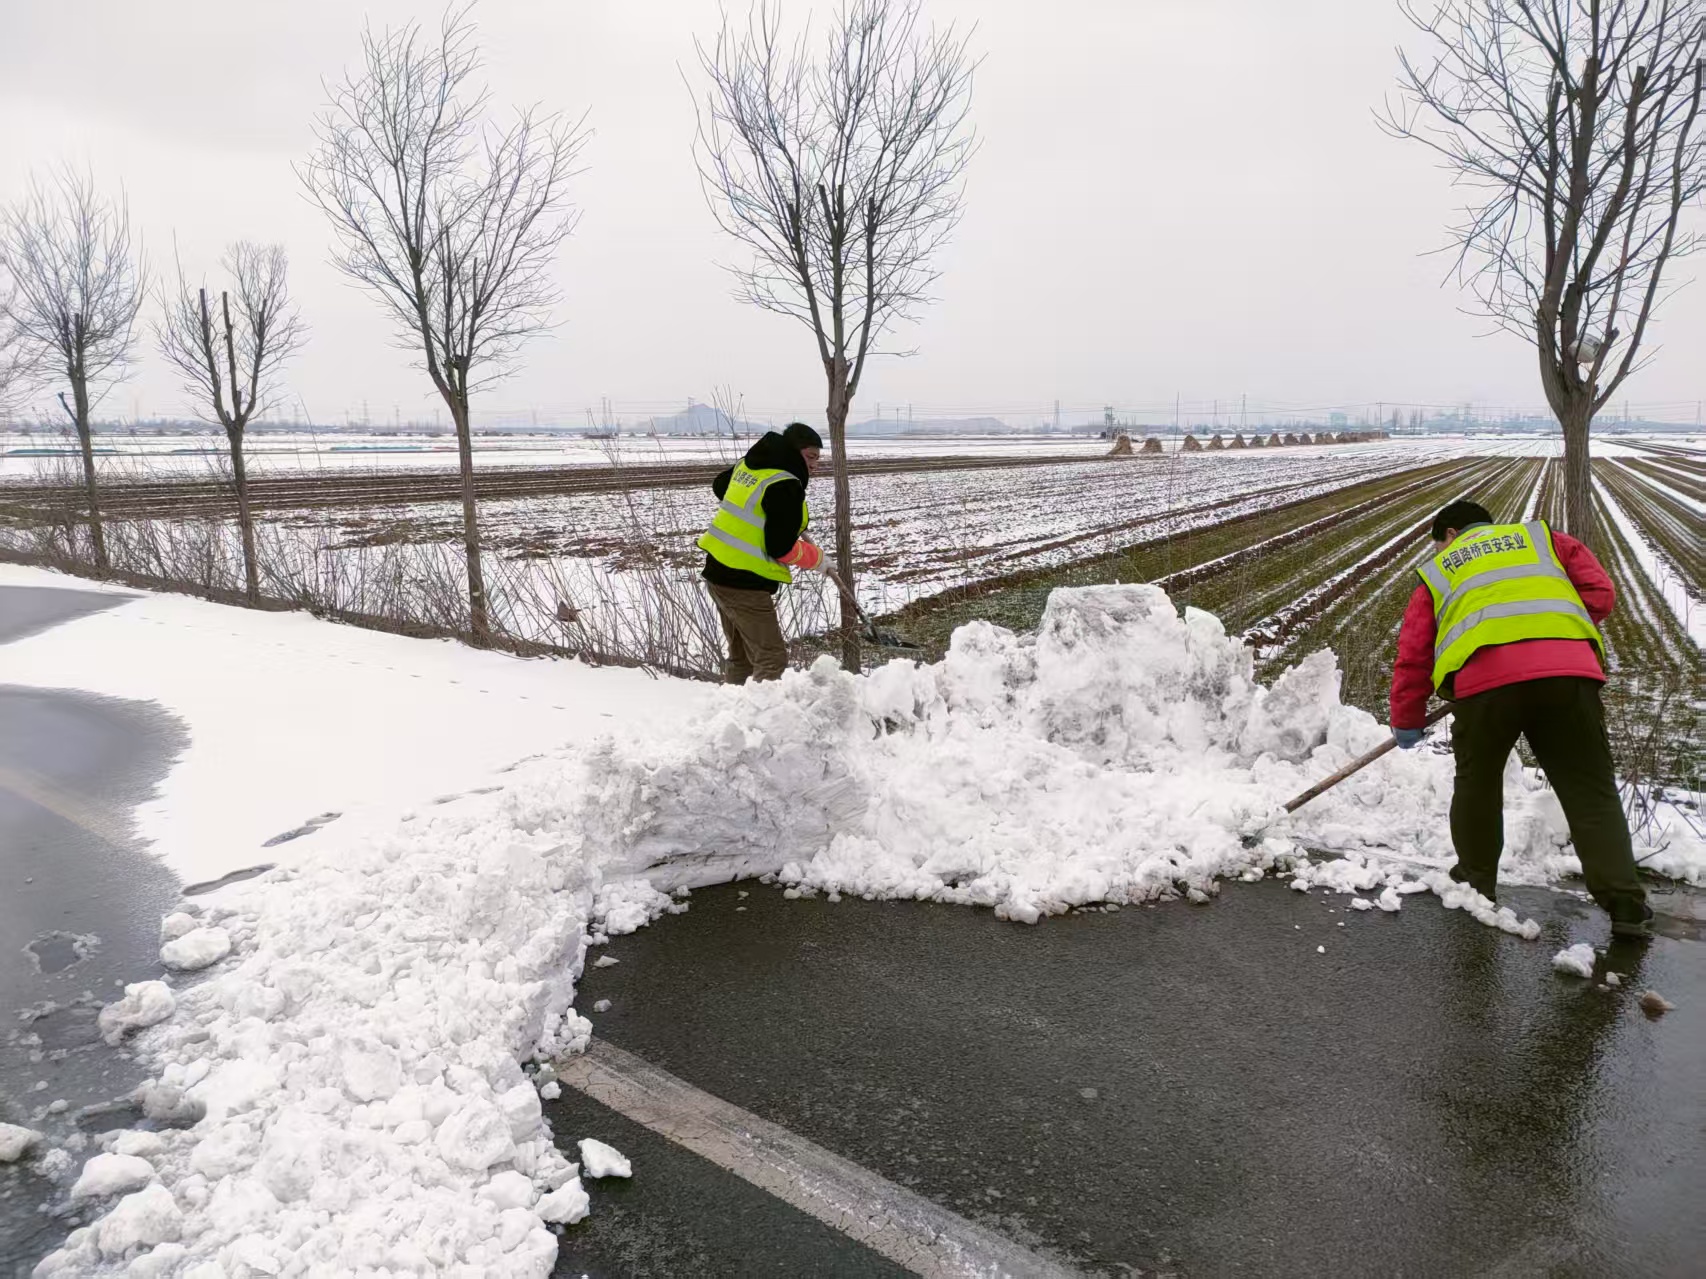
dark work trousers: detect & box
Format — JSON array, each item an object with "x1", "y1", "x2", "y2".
[
  {"x1": 1449, "y1": 676, "x2": 1646, "y2": 921},
  {"x1": 706, "y1": 582, "x2": 790, "y2": 685}
]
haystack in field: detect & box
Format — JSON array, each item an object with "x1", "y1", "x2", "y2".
[
  {"x1": 1296, "y1": 432, "x2": 1313, "y2": 444},
  {"x1": 1181, "y1": 434, "x2": 1204, "y2": 452},
  {"x1": 1282, "y1": 432, "x2": 1300, "y2": 445},
  {"x1": 1267, "y1": 432, "x2": 1283, "y2": 446},
  {"x1": 1207, "y1": 433, "x2": 1225, "y2": 450},
  {"x1": 1230, "y1": 433, "x2": 1248, "y2": 448},
  {"x1": 1140, "y1": 436, "x2": 1164, "y2": 453},
  {"x1": 1107, "y1": 432, "x2": 1134, "y2": 456}
]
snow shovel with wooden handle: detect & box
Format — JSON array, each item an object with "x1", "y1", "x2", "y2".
[
  {"x1": 820, "y1": 566, "x2": 923, "y2": 652},
  {"x1": 1242, "y1": 705, "x2": 1452, "y2": 846}
]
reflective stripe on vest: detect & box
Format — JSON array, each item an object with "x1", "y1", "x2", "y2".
[
  {"x1": 1417, "y1": 519, "x2": 1601, "y2": 691},
  {"x1": 697, "y1": 464, "x2": 808, "y2": 583}
]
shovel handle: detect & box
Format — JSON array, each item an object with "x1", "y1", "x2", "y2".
[
  {"x1": 1281, "y1": 705, "x2": 1452, "y2": 815},
  {"x1": 821, "y1": 566, "x2": 872, "y2": 625}
]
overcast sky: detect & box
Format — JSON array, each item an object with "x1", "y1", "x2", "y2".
[{"x1": 2, "y1": 0, "x2": 1702, "y2": 428}]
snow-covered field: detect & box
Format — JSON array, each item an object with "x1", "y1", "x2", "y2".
[
  {"x1": 0, "y1": 431, "x2": 1123, "y2": 480},
  {"x1": 7, "y1": 563, "x2": 1701, "y2": 1275}
]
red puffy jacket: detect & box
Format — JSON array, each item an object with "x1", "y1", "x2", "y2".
[{"x1": 1389, "y1": 529, "x2": 1615, "y2": 730}]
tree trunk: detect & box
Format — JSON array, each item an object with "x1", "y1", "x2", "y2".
[
  {"x1": 450, "y1": 397, "x2": 490, "y2": 644},
  {"x1": 1559, "y1": 399, "x2": 1595, "y2": 548},
  {"x1": 825, "y1": 364, "x2": 860, "y2": 673},
  {"x1": 71, "y1": 375, "x2": 108, "y2": 573},
  {"x1": 229, "y1": 428, "x2": 260, "y2": 605}
]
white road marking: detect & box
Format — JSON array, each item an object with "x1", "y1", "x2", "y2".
[{"x1": 555, "y1": 1039, "x2": 1083, "y2": 1279}]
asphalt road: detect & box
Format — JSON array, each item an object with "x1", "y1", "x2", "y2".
[
  {"x1": 558, "y1": 878, "x2": 1705, "y2": 1278},
  {"x1": 0, "y1": 586, "x2": 185, "y2": 1273}
]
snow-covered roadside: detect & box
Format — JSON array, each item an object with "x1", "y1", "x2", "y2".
[
  {"x1": 21, "y1": 581, "x2": 1704, "y2": 1275},
  {"x1": 0, "y1": 562, "x2": 710, "y2": 885}
]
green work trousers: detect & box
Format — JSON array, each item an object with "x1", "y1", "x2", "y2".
[{"x1": 707, "y1": 582, "x2": 789, "y2": 685}]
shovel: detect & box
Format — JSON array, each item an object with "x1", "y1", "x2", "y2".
[
  {"x1": 1242, "y1": 705, "x2": 1452, "y2": 846},
  {"x1": 820, "y1": 566, "x2": 923, "y2": 652}
]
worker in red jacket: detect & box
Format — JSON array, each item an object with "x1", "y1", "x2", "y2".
[{"x1": 1391, "y1": 499, "x2": 1651, "y2": 938}]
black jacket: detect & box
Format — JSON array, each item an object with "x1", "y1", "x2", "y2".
[{"x1": 701, "y1": 432, "x2": 811, "y2": 594}]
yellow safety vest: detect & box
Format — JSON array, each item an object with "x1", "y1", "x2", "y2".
[
  {"x1": 698, "y1": 464, "x2": 809, "y2": 583},
  {"x1": 1417, "y1": 520, "x2": 1601, "y2": 691}
]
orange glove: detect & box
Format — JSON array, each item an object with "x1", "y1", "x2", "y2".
[{"x1": 779, "y1": 539, "x2": 823, "y2": 571}]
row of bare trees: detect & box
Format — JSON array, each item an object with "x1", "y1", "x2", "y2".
[
  {"x1": 0, "y1": 170, "x2": 304, "y2": 599},
  {"x1": 0, "y1": 1, "x2": 978, "y2": 671},
  {"x1": 3, "y1": 0, "x2": 1701, "y2": 672}
]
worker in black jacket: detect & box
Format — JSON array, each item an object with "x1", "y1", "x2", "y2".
[{"x1": 697, "y1": 423, "x2": 824, "y2": 683}]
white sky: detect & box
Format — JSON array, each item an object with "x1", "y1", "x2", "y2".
[{"x1": 1, "y1": 0, "x2": 1702, "y2": 428}]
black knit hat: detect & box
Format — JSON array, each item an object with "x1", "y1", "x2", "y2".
[
  {"x1": 1431, "y1": 499, "x2": 1493, "y2": 541},
  {"x1": 782, "y1": 422, "x2": 823, "y2": 452}
]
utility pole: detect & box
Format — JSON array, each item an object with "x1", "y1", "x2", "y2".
[
  {"x1": 1054, "y1": 399, "x2": 1060, "y2": 434},
  {"x1": 1241, "y1": 393, "x2": 1247, "y2": 433},
  {"x1": 1174, "y1": 392, "x2": 1181, "y2": 434}
]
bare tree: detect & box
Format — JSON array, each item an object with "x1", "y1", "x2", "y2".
[
  {"x1": 0, "y1": 169, "x2": 146, "y2": 571},
  {"x1": 1385, "y1": 0, "x2": 1705, "y2": 542},
  {"x1": 157, "y1": 243, "x2": 305, "y2": 603},
  {"x1": 0, "y1": 282, "x2": 23, "y2": 417},
  {"x1": 300, "y1": 5, "x2": 586, "y2": 643},
  {"x1": 695, "y1": 0, "x2": 977, "y2": 670}
]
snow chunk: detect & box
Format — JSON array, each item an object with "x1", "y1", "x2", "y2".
[
  {"x1": 481, "y1": 1169, "x2": 538, "y2": 1210},
  {"x1": 1349, "y1": 898, "x2": 1373, "y2": 911},
  {"x1": 436, "y1": 1099, "x2": 516, "y2": 1171},
  {"x1": 158, "y1": 926, "x2": 230, "y2": 971},
  {"x1": 158, "y1": 912, "x2": 198, "y2": 942},
  {"x1": 1376, "y1": 887, "x2": 1403, "y2": 913},
  {"x1": 109, "y1": 1130, "x2": 166, "y2": 1159},
  {"x1": 97, "y1": 981, "x2": 176, "y2": 1045},
  {"x1": 339, "y1": 1038, "x2": 402, "y2": 1102},
  {"x1": 536, "y1": 1176, "x2": 591, "y2": 1225},
  {"x1": 71, "y1": 1152, "x2": 155, "y2": 1200},
  {"x1": 1552, "y1": 943, "x2": 1597, "y2": 978},
  {"x1": 579, "y1": 1138, "x2": 632, "y2": 1179},
  {"x1": 96, "y1": 1183, "x2": 181, "y2": 1256},
  {"x1": 0, "y1": 1123, "x2": 41, "y2": 1162}
]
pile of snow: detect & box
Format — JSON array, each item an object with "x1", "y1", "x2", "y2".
[
  {"x1": 581, "y1": 585, "x2": 1701, "y2": 917},
  {"x1": 40, "y1": 584, "x2": 1703, "y2": 1274}
]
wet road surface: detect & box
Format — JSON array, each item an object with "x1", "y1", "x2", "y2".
[
  {"x1": 556, "y1": 879, "x2": 1704, "y2": 1277},
  {"x1": 0, "y1": 586, "x2": 185, "y2": 1272}
]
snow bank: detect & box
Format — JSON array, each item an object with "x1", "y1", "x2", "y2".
[
  {"x1": 580, "y1": 585, "x2": 1702, "y2": 916},
  {"x1": 42, "y1": 584, "x2": 1703, "y2": 1274}
]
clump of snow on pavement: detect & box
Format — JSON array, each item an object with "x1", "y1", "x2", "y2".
[
  {"x1": 0, "y1": 1122, "x2": 42, "y2": 1162},
  {"x1": 39, "y1": 583, "x2": 1704, "y2": 1274},
  {"x1": 579, "y1": 1138, "x2": 632, "y2": 1179},
  {"x1": 1552, "y1": 943, "x2": 1598, "y2": 978}
]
